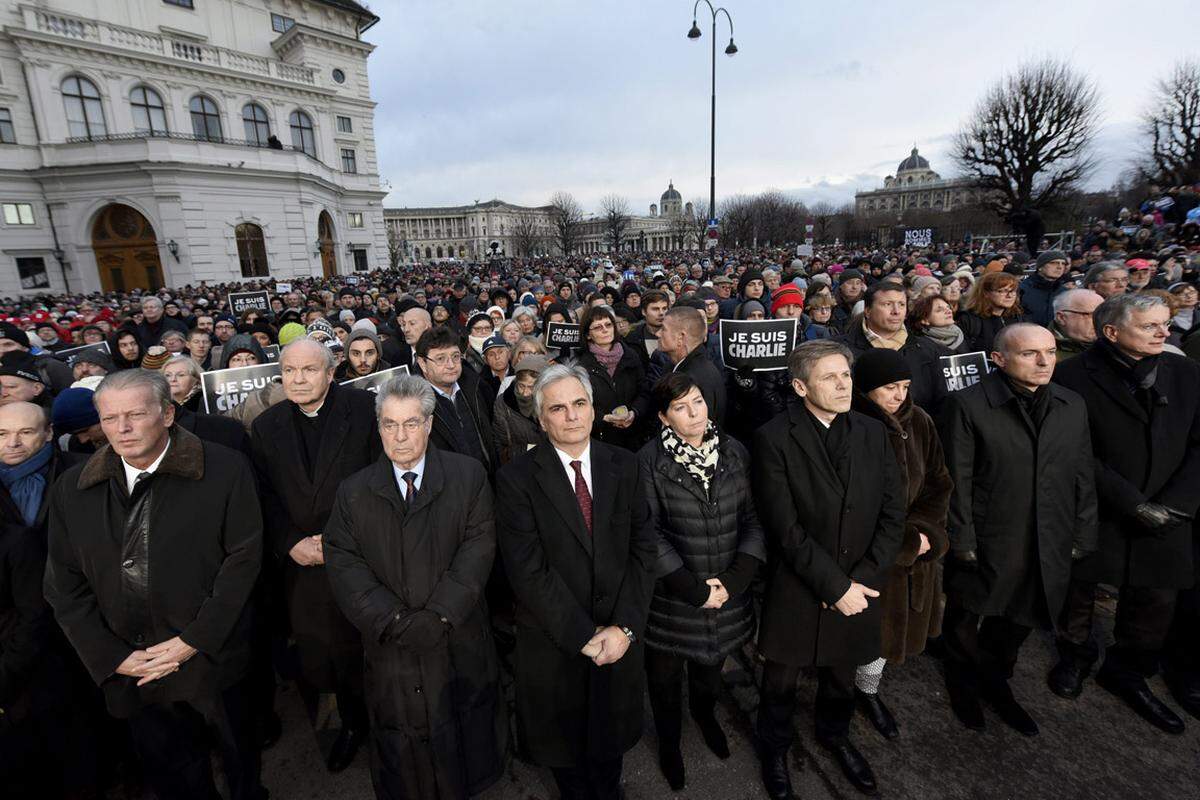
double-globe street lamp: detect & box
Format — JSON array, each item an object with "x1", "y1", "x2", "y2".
[{"x1": 687, "y1": 1, "x2": 737, "y2": 228}]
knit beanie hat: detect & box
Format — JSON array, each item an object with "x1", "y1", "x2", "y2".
[
  {"x1": 346, "y1": 329, "x2": 381, "y2": 353},
  {"x1": 853, "y1": 348, "x2": 912, "y2": 394},
  {"x1": 278, "y1": 322, "x2": 306, "y2": 346},
  {"x1": 0, "y1": 352, "x2": 42, "y2": 384},
  {"x1": 1036, "y1": 250, "x2": 1068, "y2": 269},
  {"x1": 306, "y1": 318, "x2": 336, "y2": 342},
  {"x1": 737, "y1": 300, "x2": 766, "y2": 319},
  {"x1": 737, "y1": 269, "x2": 765, "y2": 297},
  {"x1": 770, "y1": 285, "x2": 805, "y2": 316},
  {"x1": 52, "y1": 387, "x2": 99, "y2": 435},
  {"x1": 0, "y1": 321, "x2": 30, "y2": 349},
  {"x1": 141, "y1": 345, "x2": 169, "y2": 371}
]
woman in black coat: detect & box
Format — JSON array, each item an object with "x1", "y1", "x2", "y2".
[
  {"x1": 956, "y1": 271, "x2": 1029, "y2": 354},
  {"x1": 637, "y1": 373, "x2": 765, "y2": 791},
  {"x1": 575, "y1": 305, "x2": 651, "y2": 450}
]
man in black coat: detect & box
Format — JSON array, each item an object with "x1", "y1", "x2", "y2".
[
  {"x1": 939, "y1": 324, "x2": 1098, "y2": 737},
  {"x1": 838, "y1": 280, "x2": 951, "y2": 413},
  {"x1": 44, "y1": 370, "x2": 264, "y2": 800},
  {"x1": 325, "y1": 375, "x2": 508, "y2": 800},
  {"x1": 496, "y1": 364, "x2": 656, "y2": 800},
  {"x1": 132, "y1": 295, "x2": 189, "y2": 349},
  {"x1": 753, "y1": 340, "x2": 905, "y2": 799},
  {"x1": 415, "y1": 326, "x2": 497, "y2": 473},
  {"x1": 1049, "y1": 294, "x2": 1200, "y2": 734},
  {"x1": 658, "y1": 306, "x2": 726, "y2": 427},
  {"x1": 250, "y1": 338, "x2": 381, "y2": 772}
]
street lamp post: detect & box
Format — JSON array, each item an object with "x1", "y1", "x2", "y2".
[{"x1": 687, "y1": 1, "x2": 737, "y2": 226}]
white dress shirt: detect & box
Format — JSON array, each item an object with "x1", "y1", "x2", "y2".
[
  {"x1": 553, "y1": 443, "x2": 592, "y2": 496},
  {"x1": 392, "y1": 454, "x2": 427, "y2": 496},
  {"x1": 122, "y1": 440, "x2": 171, "y2": 495}
]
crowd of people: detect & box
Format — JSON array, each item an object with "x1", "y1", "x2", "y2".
[{"x1": 1, "y1": 200, "x2": 1200, "y2": 800}]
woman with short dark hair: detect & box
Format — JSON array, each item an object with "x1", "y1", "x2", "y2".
[
  {"x1": 574, "y1": 304, "x2": 649, "y2": 450},
  {"x1": 637, "y1": 372, "x2": 766, "y2": 790}
]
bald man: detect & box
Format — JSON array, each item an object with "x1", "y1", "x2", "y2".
[
  {"x1": 0, "y1": 402, "x2": 83, "y2": 529},
  {"x1": 399, "y1": 307, "x2": 432, "y2": 374}
]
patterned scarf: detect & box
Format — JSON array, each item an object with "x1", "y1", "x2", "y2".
[{"x1": 660, "y1": 422, "x2": 719, "y2": 497}]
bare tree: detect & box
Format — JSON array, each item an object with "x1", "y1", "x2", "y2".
[
  {"x1": 810, "y1": 201, "x2": 839, "y2": 244},
  {"x1": 599, "y1": 194, "x2": 632, "y2": 252},
  {"x1": 668, "y1": 214, "x2": 693, "y2": 251},
  {"x1": 953, "y1": 59, "x2": 1101, "y2": 217},
  {"x1": 386, "y1": 225, "x2": 404, "y2": 269},
  {"x1": 548, "y1": 191, "x2": 583, "y2": 256},
  {"x1": 1140, "y1": 60, "x2": 1200, "y2": 186},
  {"x1": 510, "y1": 212, "x2": 544, "y2": 257},
  {"x1": 688, "y1": 196, "x2": 710, "y2": 249}
]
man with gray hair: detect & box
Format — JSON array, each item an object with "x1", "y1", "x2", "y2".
[
  {"x1": 753, "y1": 339, "x2": 905, "y2": 798},
  {"x1": 44, "y1": 369, "x2": 265, "y2": 799},
  {"x1": 939, "y1": 323, "x2": 1096, "y2": 738},
  {"x1": 1050, "y1": 293, "x2": 1200, "y2": 732},
  {"x1": 324, "y1": 375, "x2": 508, "y2": 798},
  {"x1": 1049, "y1": 288, "x2": 1105, "y2": 362},
  {"x1": 496, "y1": 364, "x2": 655, "y2": 800},
  {"x1": 132, "y1": 295, "x2": 189, "y2": 349},
  {"x1": 250, "y1": 338, "x2": 381, "y2": 772},
  {"x1": 1081, "y1": 261, "x2": 1131, "y2": 300}
]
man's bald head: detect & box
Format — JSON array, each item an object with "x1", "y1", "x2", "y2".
[{"x1": 0, "y1": 401, "x2": 52, "y2": 466}]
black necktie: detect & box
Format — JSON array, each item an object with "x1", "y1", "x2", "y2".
[{"x1": 402, "y1": 471, "x2": 417, "y2": 504}]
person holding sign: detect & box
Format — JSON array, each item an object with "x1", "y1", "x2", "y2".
[
  {"x1": 753, "y1": 340, "x2": 904, "y2": 799},
  {"x1": 938, "y1": 324, "x2": 1096, "y2": 737},
  {"x1": 849, "y1": 350, "x2": 952, "y2": 740},
  {"x1": 250, "y1": 339, "x2": 382, "y2": 773},
  {"x1": 575, "y1": 305, "x2": 649, "y2": 451}
]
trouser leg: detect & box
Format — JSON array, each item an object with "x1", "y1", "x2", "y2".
[
  {"x1": 1102, "y1": 586, "x2": 1177, "y2": 684},
  {"x1": 201, "y1": 678, "x2": 263, "y2": 800},
  {"x1": 644, "y1": 648, "x2": 685, "y2": 752},
  {"x1": 1164, "y1": 583, "x2": 1200, "y2": 680},
  {"x1": 977, "y1": 616, "x2": 1032, "y2": 683},
  {"x1": 1056, "y1": 579, "x2": 1101, "y2": 667},
  {"x1": 942, "y1": 602, "x2": 982, "y2": 697},
  {"x1": 687, "y1": 658, "x2": 724, "y2": 719},
  {"x1": 814, "y1": 664, "x2": 856, "y2": 743},
  {"x1": 337, "y1": 684, "x2": 369, "y2": 731},
  {"x1": 127, "y1": 700, "x2": 219, "y2": 800},
  {"x1": 756, "y1": 660, "x2": 801, "y2": 756}
]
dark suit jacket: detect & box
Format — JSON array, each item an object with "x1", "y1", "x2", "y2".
[{"x1": 495, "y1": 440, "x2": 655, "y2": 767}]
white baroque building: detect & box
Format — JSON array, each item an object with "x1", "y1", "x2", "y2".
[
  {"x1": 854, "y1": 147, "x2": 982, "y2": 217},
  {"x1": 385, "y1": 182, "x2": 696, "y2": 262},
  {"x1": 0, "y1": 0, "x2": 387, "y2": 296}
]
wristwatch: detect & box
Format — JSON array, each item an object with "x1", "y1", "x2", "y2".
[{"x1": 619, "y1": 626, "x2": 636, "y2": 644}]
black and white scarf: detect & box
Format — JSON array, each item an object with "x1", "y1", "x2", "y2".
[{"x1": 660, "y1": 422, "x2": 719, "y2": 496}]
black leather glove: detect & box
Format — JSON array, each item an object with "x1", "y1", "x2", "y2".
[
  {"x1": 1134, "y1": 502, "x2": 1176, "y2": 531},
  {"x1": 393, "y1": 609, "x2": 449, "y2": 654},
  {"x1": 951, "y1": 549, "x2": 978, "y2": 570},
  {"x1": 734, "y1": 364, "x2": 757, "y2": 390},
  {"x1": 1071, "y1": 546, "x2": 1089, "y2": 561}
]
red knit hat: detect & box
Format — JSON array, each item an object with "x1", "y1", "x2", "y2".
[{"x1": 770, "y1": 285, "x2": 805, "y2": 316}]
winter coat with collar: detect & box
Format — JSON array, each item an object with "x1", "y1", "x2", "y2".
[
  {"x1": 851, "y1": 393, "x2": 952, "y2": 663},
  {"x1": 324, "y1": 450, "x2": 507, "y2": 800},
  {"x1": 575, "y1": 342, "x2": 652, "y2": 451},
  {"x1": 1053, "y1": 346, "x2": 1200, "y2": 588},
  {"x1": 43, "y1": 427, "x2": 263, "y2": 716},
  {"x1": 838, "y1": 320, "x2": 953, "y2": 414},
  {"x1": 637, "y1": 433, "x2": 765, "y2": 664},
  {"x1": 491, "y1": 382, "x2": 543, "y2": 465},
  {"x1": 428, "y1": 366, "x2": 497, "y2": 473},
  {"x1": 1019, "y1": 272, "x2": 1069, "y2": 327}
]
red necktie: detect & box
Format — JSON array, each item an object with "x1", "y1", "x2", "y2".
[{"x1": 571, "y1": 460, "x2": 592, "y2": 536}]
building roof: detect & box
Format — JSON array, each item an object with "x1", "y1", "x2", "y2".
[
  {"x1": 383, "y1": 199, "x2": 553, "y2": 215},
  {"x1": 897, "y1": 147, "x2": 930, "y2": 173},
  {"x1": 313, "y1": 0, "x2": 380, "y2": 33},
  {"x1": 661, "y1": 181, "x2": 681, "y2": 202}
]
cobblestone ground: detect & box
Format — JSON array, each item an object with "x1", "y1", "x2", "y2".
[{"x1": 260, "y1": 605, "x2": 1200, "y2": 800}]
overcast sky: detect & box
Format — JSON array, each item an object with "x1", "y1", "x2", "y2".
[{"x1": 365, "y1": 0, "x2": 1192, "y2": 214}]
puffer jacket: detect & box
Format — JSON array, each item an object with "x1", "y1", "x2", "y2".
[
  {"x1": 637, "y1": 433, "x2": 766, "y2": 664},
  {"x1": 491, "y1": 382, "x2": 543, "y2": 464}
]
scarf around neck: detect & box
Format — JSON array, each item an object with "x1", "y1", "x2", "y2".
[
  {"x1": 0, "y1": 442, "x2": 53, "y2": 526},
  {"x1": 589, "y1": 341, "x2": 625, "y2": 378},
  {"x1": 660, "y1": 422, "x2": 719, "y2": 496},
  {"x1": 923, "y1": 323, "x2": 964, "y2": 350}
]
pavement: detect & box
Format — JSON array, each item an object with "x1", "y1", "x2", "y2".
[{"x1": 262, "y1": 605, "x2": 1200, "y2": 800}]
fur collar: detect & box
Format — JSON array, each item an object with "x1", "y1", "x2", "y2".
[{"x1": 77, "y1": 425, "x2": 205, "y2": 490}]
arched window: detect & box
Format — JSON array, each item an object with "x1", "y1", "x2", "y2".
[
  {"x1": 424, "y1": 247, "x2": 431, "y2": 259},
  {"x1": 242, "y1": 103, "x2": 270, "y2": 145},
  {"x1": 130, "y1": 86, "x2": 167, "y2": 135},
  {"x1": 62, "y1": 76, "x2": 106, "y2": 139},
  {"x1": 235, "y1": 223, "x2": 269, "y2": 277},
  {"x1": 288, "y1": 110, "x2": 315, "y2": 157},
  {"x1": 436, "y1": 246, "x2": 443, "y2": 258},
  {"x1": 189, "y1": 95, "x2": 222, "y2": 142}
]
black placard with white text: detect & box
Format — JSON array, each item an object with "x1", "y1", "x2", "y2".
[
  {"x1": 340, "y1": 364, "x2": 411, "y2": 394},
  {"x1": 227, "y1": 290, "x2": 271, "y2": 316},
  {"x1": 940, "y1": 351, "x2": 990, "y2": 393},
  {"x1": 719, "y1": 318, "x2": 799, "y2": 372},
  {"x1": 201, "y1": 362, "x2": 281, "y2": 415},
  {"x1": 545, "y1": 322, "x2": 581, "y2": 350}
]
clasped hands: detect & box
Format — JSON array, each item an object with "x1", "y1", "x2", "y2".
[
  {"x1": 580, "y1": 625, "x2": 631, "y2": 666},
  {"x1": 115, "y1": 636, "x2": 197, "y2": 686},
  {"x1": 289, "y1": 534, "x2": 324, "y2": 566}
]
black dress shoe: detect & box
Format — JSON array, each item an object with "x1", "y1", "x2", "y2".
[
  {"x1": 1164, "y1": 672, "x2": 1200, "y2": 721},
  {"x1": 657, "y1": 746, "x2": 685, "y2": 791},
  {"x1": 758, "y1": 748, "x2": 794, "y2": 800},
  {"x1": 1096, "y1": 672, "x2": 1186, "y2": 734},
  {"x1": 1047, "y1": 659, "x2": 1088, "y2": 700},
  {"x1": 981, "y1": 681, "x2": 1038, "y2": 736},
  {"x1": 946, "y1": 681, "x2": 985, "y2": 731},
  {"x1": 818, "y1": 737, "x2": 878, "y2": 796},
  {"x1": 260, "y1": 711, "x2": 283, "y2": 750},
  {"x1": 326, "y1": 727, "x2": 365, "y2": 772},
  {"x1": 855, "y1": 690, "x2": 899, "y2": 739},
  {"x1": 690, "y1": 711, "x2": 731, "y2": 759}
]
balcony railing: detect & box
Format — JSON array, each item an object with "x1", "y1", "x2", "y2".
[
  {"x1": 21, "y1": 4, "x2": 317, "y2": 87},
  {"x1": 63, "y1": 130, "x2": 324, "y2": 165}
]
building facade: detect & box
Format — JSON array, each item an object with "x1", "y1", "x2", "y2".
[
  {"x1": 0, "y1": 0, "x2": 386, "y2": 296},
  {"x1": 854, "y1": 147, "x2": 982, "y2": 217},
  {"x1": 384, "y1": 182, "x2": 696, "y2": 262}
]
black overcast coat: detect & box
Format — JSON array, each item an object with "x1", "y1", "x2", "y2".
[
  {"x1": 752, "y1": 404, "x2": 906, "y2": 667},
  {"x1": 674, "y1": 345, "x2": 727, "y2": 428},
  {"x1": 1053, "y1": 347, "x2": 1200, "y2": 588},
  {"x1": 838, "y1": 320, "x2": 953, "y2": 413},
  {"x1": 250, "y1": 382, "x2": 381, "y2": 689},
  {"x1": 496, "y1": 441, "x2": 656, "y2": 768},
  {"x1": 324, "y1": 450, "x2": 507, "y2": 800},
  {"x1": 939, "y1": 372, "x2": 1098, "y2": 628},
  {"x1": 44, "y1": 428, "x2": 262, "y2": 716},
  {"x1": 575, "y1": 343, "x2": 652, "y2": 451}
]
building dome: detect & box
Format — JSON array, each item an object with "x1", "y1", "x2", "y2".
[
  {"x1": 897, "y1": 147, "x2": 930, "y2": 174},
  {"x1": 661, "y1": 181, "x2": 681, "y2": 202}
]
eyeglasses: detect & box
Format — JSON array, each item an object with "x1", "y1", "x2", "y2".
[
  {"x1": 1135, "y1": 322, "x2": 1171, "y2": 333},
  {"x1": 422, "y1": 352, "x2": 462, "y2": 366},
  {"x1": 1059, "y1": 309, "x2": 1092, "y2": 316},
  {"x1": 987, "y1": 288, "x2": 1018, "y2": 297},
  {"x1": 380, "y1": 418, "x2": 426, "y2": 434}
]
